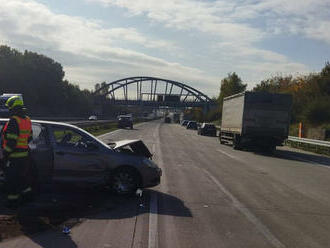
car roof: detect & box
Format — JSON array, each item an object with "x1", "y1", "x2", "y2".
[
  {"x1": 0, "y1": 118, "x2": 112, "y2": 150},
  {"x1": 0, "y1": 118, "x2": 79, "y2": 129}
]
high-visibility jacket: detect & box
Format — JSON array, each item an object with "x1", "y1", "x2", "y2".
[{"x1": 2, "y1": 116, "x2": 32, "y2": 158}]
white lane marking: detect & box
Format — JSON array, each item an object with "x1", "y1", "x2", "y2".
[
  {"x1": 148, "y1": 125, "x2": 159, "y2": 248},
  {"x1": 203, "y1": 169, "x2": 286, "y2": 248},
  {"x1": 217, "y1": 149, "x2": 246, "y2": 163},
  {"x1": 148, "y1": 191, "x2": 158, "y2": 248}
]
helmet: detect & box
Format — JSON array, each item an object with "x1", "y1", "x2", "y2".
[{"x1": 5, "y1": 96, "x2": 24, "y2": 110}]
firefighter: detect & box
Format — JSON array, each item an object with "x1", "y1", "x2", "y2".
[{"x1": 1, "y1": 96, "x2": 33, "y2": 208}]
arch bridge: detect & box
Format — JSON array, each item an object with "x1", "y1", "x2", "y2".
[{"x1": 94, "y1": 76, "x2": 215, "y2": 108}]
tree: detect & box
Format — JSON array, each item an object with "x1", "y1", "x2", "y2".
[
  {"x1": 0, "y1": 45, "x2": 95, "y2": 116},
  {"x1": 94, "y1": 83, "x2": 101, "y2": 93},
  {"x1": 321, "y1": 61, "x2": 330, "y2": 77},
  {"x1": 100, "y1": 81, "x2": 109, "y2": 96},
  {"x1": 252, "y1": 63, "x2": 330, "y2": 124},
  {"x1": 218, "y1": 72, "x2": 246, "y2": 104}
]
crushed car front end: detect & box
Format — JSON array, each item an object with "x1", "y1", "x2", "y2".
[{"x1": 108, "y1": 139, "x2": 162, "y2": 189}]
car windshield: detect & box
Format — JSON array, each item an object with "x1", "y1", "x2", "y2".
[{"x1": 119, "y1": 117, "x2": 130, "y2": 121}]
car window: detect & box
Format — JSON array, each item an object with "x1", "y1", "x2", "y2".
[
  {"x1": 30, "y1": 123, "x2": 47, "y2": 146},
  {"x1": 0, "y1": 122, "x2": 46, "y2": 148},
  {"x1": 52, "y1": 126, "x2": 89, "y2": 148}
]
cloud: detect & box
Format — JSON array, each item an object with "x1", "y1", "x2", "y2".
[
  {"x1": 87, "y1": 0, "x2": 264, "y2": 44},
  {"x1": 0, "y1": 0, "x2": 177, "y2": 52},
  {"x1": 0, "y1": 0, "x2": 325, "y2": 97},
  {"x1": 87, "y1": 0, "x2": 313, "y2": 70},
  {"x1": 0, "y1": 0, "x2": 217, "y2": 94},
  {"x1": 89, "y1": 0, "x2": 330, "y2": 47},
  {"x1": 229, "y1": 0, "x2": 330, "y2": 44}
]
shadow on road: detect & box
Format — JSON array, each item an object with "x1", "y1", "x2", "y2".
[
  {"x1": 220, "y1": 143, "x2": 330, "y2": 167},
  {"x1": 0, "y1": 184, "x2": 191, "y2": 247},
  {"x1": 249, "y1": 147, "x2": 330, "y2": 167},
  {"x1": 273, "y1": 149, "x2": 330, "y2": 167},
  {"x1": 99, "y1": 189, "x2": 192, "y2": 220}
]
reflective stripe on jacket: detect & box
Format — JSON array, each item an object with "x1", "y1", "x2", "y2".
[{"x1": 2, "y1": 116, "x2": 32, "y2": 158}]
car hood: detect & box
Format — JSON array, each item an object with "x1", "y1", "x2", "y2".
[{"x1": 110, "y1": 139, "x2": 153, "y2": 159}]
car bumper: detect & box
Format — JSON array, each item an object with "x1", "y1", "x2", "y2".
[{"x1": 142, "y1": 167, "x2": 162, "y2": 188}]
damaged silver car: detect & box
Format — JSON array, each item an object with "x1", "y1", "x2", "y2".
[{"x1": 0, "y1": 119, "x2": 162, "y2": 194}]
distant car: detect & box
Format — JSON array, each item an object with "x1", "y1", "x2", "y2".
[
  {"x1": 186, "y1": 121, "x2": 198, "y2": 130},
  {"x1": 0, "y1": 119, "x2": 161, "y2": 195},
  {"x1": 164, "y1": 117, "x2": 171, "y2": 123},
  {"x1": 181, "y1": 120, "x2": 189, "y2": 126},
  {"x1": 88, "y1": 115, "x2": 97, "y2": 121},
  {"x1": 118, "y1": 115, "x2": 133, "y2": 129},
  {"x1": 198, "y1": 123, "x2": 217, "y2": 136}
]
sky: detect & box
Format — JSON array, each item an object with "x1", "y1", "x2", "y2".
[{"x1": 0, "y1": 0, "x2": 329, "y2": 98}]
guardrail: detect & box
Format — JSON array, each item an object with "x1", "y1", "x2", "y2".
[
  {"x1": 287, "y1": 136, "x2": 330, "y2": 148},
  {"x1": 68, "y1": 120, "x2": 116, "y2": 127}
]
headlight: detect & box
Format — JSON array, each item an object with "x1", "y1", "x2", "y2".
[{"x1": 143, "y1": 158, "x2": 158, "y2": 168}]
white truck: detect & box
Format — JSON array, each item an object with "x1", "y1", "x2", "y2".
[{"x1": 219, "y1": 92, "x2": 292, "y2": 152}]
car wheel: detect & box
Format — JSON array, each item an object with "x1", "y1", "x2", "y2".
[
  {"x1": 233, "y1": 135, "x2": 242, "y2": 150},
  {"x1": 110, "y1": 167, "x2": 139, "y2": 195}
]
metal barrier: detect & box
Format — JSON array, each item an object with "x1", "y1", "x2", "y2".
[{"x1": 288, "y1": 136, "x2": 330, "y2": 148}]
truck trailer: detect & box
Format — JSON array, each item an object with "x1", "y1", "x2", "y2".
[{"x1": 219, "y1": 92, "x2": 292, "y2": 152}]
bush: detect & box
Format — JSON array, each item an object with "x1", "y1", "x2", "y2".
[{"x1": 304, "y1": 97, "x2": 330, "y2": 124}]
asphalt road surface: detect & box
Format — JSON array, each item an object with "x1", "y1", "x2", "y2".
[{"x1": 2, "y1": 120, "x2": 330, "y2": 248}]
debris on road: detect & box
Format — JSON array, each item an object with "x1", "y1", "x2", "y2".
[
  {"x1": 62, "y1": 225, "x2": 71, "y2": 234},
  {"x1": 136, "y1": 188, "x2": 143, "y2": 197}
]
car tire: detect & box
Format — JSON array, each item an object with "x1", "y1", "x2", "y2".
[
  {"x1": 233, "y1": 135, "x2": 242, "y2": 150},
  {"x1": 109, "y1": 167, "x2": 140, "y2": 195}
]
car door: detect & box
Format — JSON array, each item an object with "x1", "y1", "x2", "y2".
[
  {"x1": 50, "y1": 125, "x2": 106, "y2": 183},
  {"x1": 0, "y1": 121, "x2": 5, "y2": 183},
  {"x1": 29, "y1": 123, "x2": 54, "y2": 183},
  {"x1": 0, "y1": 121, "x2": 53, "y2": 183}
]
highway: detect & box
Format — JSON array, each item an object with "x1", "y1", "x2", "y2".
[{"x1": 2, "y1": 120, "x2": 330, "y2": 248}]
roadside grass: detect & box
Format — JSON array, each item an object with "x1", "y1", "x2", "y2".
[
  {"x1": 82, "y1": 122, "x2": 118, "y2": 136},
  {"x1": 81, "y1": 118, "x2": 160, "y2": 136}
]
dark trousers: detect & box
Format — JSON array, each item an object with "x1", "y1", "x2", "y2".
[{"x1": 3, "y1": 157, "x2": 32, "y2": 200}]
